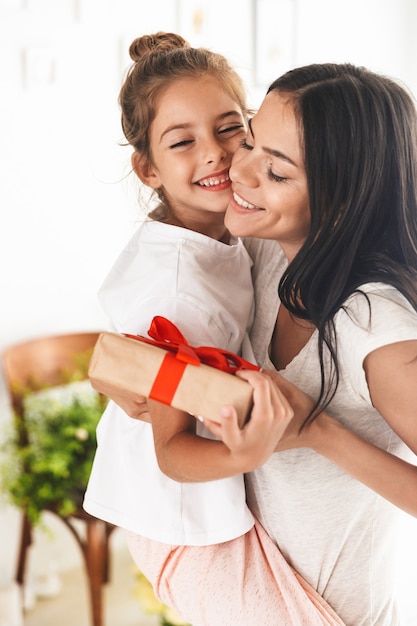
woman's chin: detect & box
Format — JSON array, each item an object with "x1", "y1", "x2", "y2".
[{"x1": 225, "y1": 205, "x2": 259, "y2": 238}]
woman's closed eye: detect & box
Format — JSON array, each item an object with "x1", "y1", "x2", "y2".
[
  {"x1": 267, "y1": 169, "x2": 287, "y2": 183},
  {"x1": 240, "y1": 138, "x2": 287, "y2": 182},
  {"x1": 240, "y1": 137, "x2": 253, "y2": 151}
]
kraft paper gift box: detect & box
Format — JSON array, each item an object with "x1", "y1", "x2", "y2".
[{"x1": 88, "y1": 316, "x2": 259, "y2": 428}]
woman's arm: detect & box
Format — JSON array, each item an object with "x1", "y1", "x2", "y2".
[
  {"x1": 311, "y1": 413, "x2": 417, "y2": 517},
  {"x1": 148, "y1": 370, "x2": 294, "y2": 482},
  {"x1": 260, "y1": 340, "x2": 417, "y2": 518}
]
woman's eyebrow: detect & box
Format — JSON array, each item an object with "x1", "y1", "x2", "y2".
[{"x1": 248, "y1": 117, "x2": 297, "y2": 167}]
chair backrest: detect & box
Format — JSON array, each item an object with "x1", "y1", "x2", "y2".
[{"x1": 3, "y1": 332, "x2": 100, "y2": 414}]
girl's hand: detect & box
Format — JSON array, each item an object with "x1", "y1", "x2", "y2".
[
  {"x1": 201, "y1": 369, "x2": 294, "y2": 471},
  {"x1": 110, "y1": 393, "x2": 152, "y2": 422}
]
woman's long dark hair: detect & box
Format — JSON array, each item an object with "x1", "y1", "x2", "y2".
[{"x1": 268, "y1": 64, "x2": 417, "y2": 421}]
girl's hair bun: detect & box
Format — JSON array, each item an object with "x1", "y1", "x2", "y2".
[{"x1": 129, "y1": 32, "x2": 190, "y2": 63}]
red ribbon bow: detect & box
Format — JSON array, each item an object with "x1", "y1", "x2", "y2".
[{"x1": 125, "y1": 316, "x2": 259, "y2": 406}]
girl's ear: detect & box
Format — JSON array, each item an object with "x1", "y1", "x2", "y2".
[{"x1": 131, "y1": 151, "x2": 161, "y2": 189}]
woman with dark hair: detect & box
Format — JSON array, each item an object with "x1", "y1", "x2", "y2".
[{"x1": 218, "y1": 63, "x2": 417, "y2": 625}]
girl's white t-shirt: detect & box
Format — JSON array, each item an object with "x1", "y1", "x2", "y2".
[{"x1": 83, "y1": 219, "x2": 255, "y2": 545}]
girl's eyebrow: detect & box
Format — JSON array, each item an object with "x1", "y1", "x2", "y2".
[
  {"x1": 160, "y1": 111, "x2": 243, "y2": 143},
  {"x1": 159, "y1": 123, "x2": 190, "y2": 142},
  {"x1": 248, "y1": 118, "x2": 297, "y2": 167}
]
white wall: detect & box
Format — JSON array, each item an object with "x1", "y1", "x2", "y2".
[{"x1": 0, "y1": 0, "x2": 416, "y2": 611}]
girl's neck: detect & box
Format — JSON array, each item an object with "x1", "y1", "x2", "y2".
[
  {"x1": 159, "y1": 210, "x2": 231, "y2": 243},
  {"x1": 173, "y1": 217, "x2": 231, "y2": 243}
]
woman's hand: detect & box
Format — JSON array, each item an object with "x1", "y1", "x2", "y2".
[
  {"x1": 150, "y1": 371, "x2": 295, "y2": 480},
  {"x1": 261, "y1": 369, "x2": 325, "y2": 451},
  {"x1": 201, "y1": 369, "x2": 295, "y2": 470}
]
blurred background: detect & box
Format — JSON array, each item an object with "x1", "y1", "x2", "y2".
[{"x1": 0, "y1": 0, "x2": 416, "y2": 624}]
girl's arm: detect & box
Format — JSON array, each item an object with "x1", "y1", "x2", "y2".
[
  {"x1": 148, "y1": 370, "x2": 294, "y2": 482},
  {"x1": 256, "y1": 340, "x2": 417, "y2": 518},
  {"x1": 110, "y1": 394, "x2": 151, "y2": 421}
]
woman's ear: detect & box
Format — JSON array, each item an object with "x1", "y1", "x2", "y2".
[{"x1": 131, "y1": 151, "x2": 161, "y2": 189}]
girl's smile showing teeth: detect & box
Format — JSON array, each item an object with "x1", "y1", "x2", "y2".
[{"x1": 195, "y1": 169, "x2": 231, "y2": 190}]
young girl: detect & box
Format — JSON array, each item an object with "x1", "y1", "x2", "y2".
[{"x1": 83, "y1": 33, "x2": 344, "y2": 625}]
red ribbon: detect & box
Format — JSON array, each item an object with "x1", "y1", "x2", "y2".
[{"x1": 124, "y1": 316, "x2": 259, "y2": 406}]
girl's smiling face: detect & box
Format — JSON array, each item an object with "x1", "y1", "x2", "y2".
[
  {"x1": 136, "y1": 74, "x2": 246, "y2": 236},
  {"x1": 225, "y1": 91, "x2": 310, "y2": 261}
]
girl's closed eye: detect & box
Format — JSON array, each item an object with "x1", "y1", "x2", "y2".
[
  {"x1": 170, "y1": 138, "x2": 194, "y2": 149},
  {"x1": 219, "y1": 123, "x2": 245, "y2": 136}
]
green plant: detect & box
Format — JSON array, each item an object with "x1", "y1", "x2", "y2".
[{"x1": 0, "y1": 380, "x2": 107, "y2": 527}]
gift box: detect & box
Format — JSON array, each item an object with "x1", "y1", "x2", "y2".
[{"x1": 88, "y1": 316, "x2": 259, "y2": 428}]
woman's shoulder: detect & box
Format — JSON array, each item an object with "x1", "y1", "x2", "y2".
[
  {"x1": 340, "y1": 282, "x2": 416, "y2": 319},
  {"x1": 333, "y1": 283, "x2": 417, "y2": 404},
  {"x1": 335, "y1": 282, "x2": 417, "y2": 352}
]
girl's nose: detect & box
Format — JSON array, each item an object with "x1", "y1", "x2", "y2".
[
  {"x1": 230, "y1": 149, "x2": 256, "y2": 187},
  {"x1": 203, "y1": 137, "x2": 227, "y2": 164}
]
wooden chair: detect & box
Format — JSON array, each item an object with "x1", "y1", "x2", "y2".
[{"x1": 2, "y1": 332, "x2": 116, "y2": 626}]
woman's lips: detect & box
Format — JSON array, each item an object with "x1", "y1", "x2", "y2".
[{"x1": 231, "y1": 191, "x2": 262, "y2": 211}]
